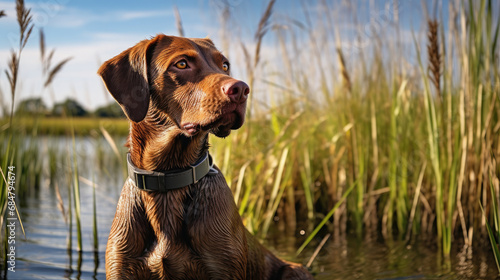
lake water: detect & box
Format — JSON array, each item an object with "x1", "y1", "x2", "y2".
[{"x1": 3, "y1": 137, "x2": 500, "y2": 279}]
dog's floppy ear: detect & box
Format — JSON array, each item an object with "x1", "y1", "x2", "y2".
[{"x1": 98, "y1": 36, "x2": 160, "y2": 122}]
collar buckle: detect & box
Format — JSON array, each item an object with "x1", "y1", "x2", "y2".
[{"x1": 190, "y1": 164, "x2": 198, "y2": 184}]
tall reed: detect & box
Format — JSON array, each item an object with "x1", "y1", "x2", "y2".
[
  {"x1": 1, "y1": 1, "x2": 78, "y2": 268},
  {"x1": 0, "y1": 0, "x2": 32, "y2": 269},
  {"x1": 71, "y1": 126, "x2": 82, "y2": 252}
]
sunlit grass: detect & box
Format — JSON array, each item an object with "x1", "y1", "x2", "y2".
[{"x1": 210, "y1": 0, "x2": 500, "y2": 262}]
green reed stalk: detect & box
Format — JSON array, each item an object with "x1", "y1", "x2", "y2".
[
  {"x1": 235, "y1": 161, "x2": 251, "y2": 214},
  {"x1": 480, "y1": 178, "x2": 500, "y2": 273},
  {"x1": 396, "y1": 81, "x2": 409, "y2": 236},
  {"x1": 355, "y1": 142, "x2": 364, "y2": 236},
  {"x1": 66, "y1": 154, "x2": 72, "y2": 252},
  {"x1": 100, "y1": 126, "x2": 126, "y2": 178},
  {"x1": 71, "y1": 124, "x2": 82, "y2": 252},
  {"x1": 414, "y1": 29, "x2": 446, "y2": 253},
  {"x1": 299, "y1": 148, "x2": 314, "y2": 222},
  {"x1": 92, "y1": 174, "x2": 98, "y2": 252},
  {"x1": 386, "y1": 84, "x2": 398, "y2": 237},
  {"x1": 297, "y1": 181, "x2": 356, "y2": 256},
  {"x1": 261, "y1": 146, "x2": 289, "y2": 238}
]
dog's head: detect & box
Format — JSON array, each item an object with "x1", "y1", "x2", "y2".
[{"x1": 98, "y1": 34, "x2": 249, "y2": 138}]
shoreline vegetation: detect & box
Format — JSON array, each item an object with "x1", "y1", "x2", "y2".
[
  {"x1": 0, "y1": 117, "x2": 129, "y2": 136},
  {"x1": 1, "y1": 0, "x2": 500, "y2": 276}
]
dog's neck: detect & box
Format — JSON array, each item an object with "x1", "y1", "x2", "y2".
[{"x1": 127, "y1": 112, "x2": 209, "y2": 172}]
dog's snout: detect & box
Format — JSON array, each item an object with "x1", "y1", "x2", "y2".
[{"x1": 222, "y1": 80, "x2": 250, "y2": 103}]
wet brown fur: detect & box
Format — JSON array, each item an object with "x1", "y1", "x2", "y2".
[{"x1": 98, "y1": 34, "x2": 313, "y2": 280}]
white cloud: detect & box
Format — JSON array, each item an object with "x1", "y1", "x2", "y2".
[{"x1": 118, "y1": 10, "x2": 173, "y2": 21}]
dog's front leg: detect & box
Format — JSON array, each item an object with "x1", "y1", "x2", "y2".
[{"x1": 106, "y1": 182, "x2": 153, "y2": 279}]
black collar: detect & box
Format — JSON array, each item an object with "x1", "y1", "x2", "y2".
[{"x1": 127, "y1": 152, "x2": 216, "y2": 191}]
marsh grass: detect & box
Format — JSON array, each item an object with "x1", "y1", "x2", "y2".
[
  {"x1": 211, "y1": 0, "x2": 500, "y2": 264},
  {"x1": 0, "y1": 0, "x2": 33, "y2": 271},
  {"x1": 0, "y1": 0, "x2": 110, "y2": 270}
]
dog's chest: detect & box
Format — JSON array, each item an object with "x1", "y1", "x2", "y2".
[{"x1": 143, "y1": 176, "x2": 238, "y2": 278}]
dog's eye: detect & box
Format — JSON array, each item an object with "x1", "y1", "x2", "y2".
[
  {"x1": 222, "y1": 62, "x2": 229, "y2": 72},
  {"x1": 175, "y1": 60, "x2": 188, "y2": 69}
]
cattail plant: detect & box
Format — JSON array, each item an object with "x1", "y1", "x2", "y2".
[{"x1": 427, "y1": 20, "x2": 442, "y2": 101}]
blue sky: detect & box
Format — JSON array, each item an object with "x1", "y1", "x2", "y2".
[{"x1": 0, "y1": 0, "x2": 444, "y2": 112}]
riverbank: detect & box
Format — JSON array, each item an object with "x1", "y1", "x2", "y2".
[{"x1": 0, "y1": 117, "x2": 129, "y2": 136}]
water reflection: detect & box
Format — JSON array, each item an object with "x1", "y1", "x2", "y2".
[{"x1": 300, "y1": 237, "x2": 500, "y2": 279}]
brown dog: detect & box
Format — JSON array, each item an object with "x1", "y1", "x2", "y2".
[{"x1": 98, "y1": 34, "x2": 313, "y2": 279}]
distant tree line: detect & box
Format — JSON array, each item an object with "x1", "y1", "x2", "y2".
[{"x1": 14, "y1": 97, "x2": 125, "y2": 118}]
